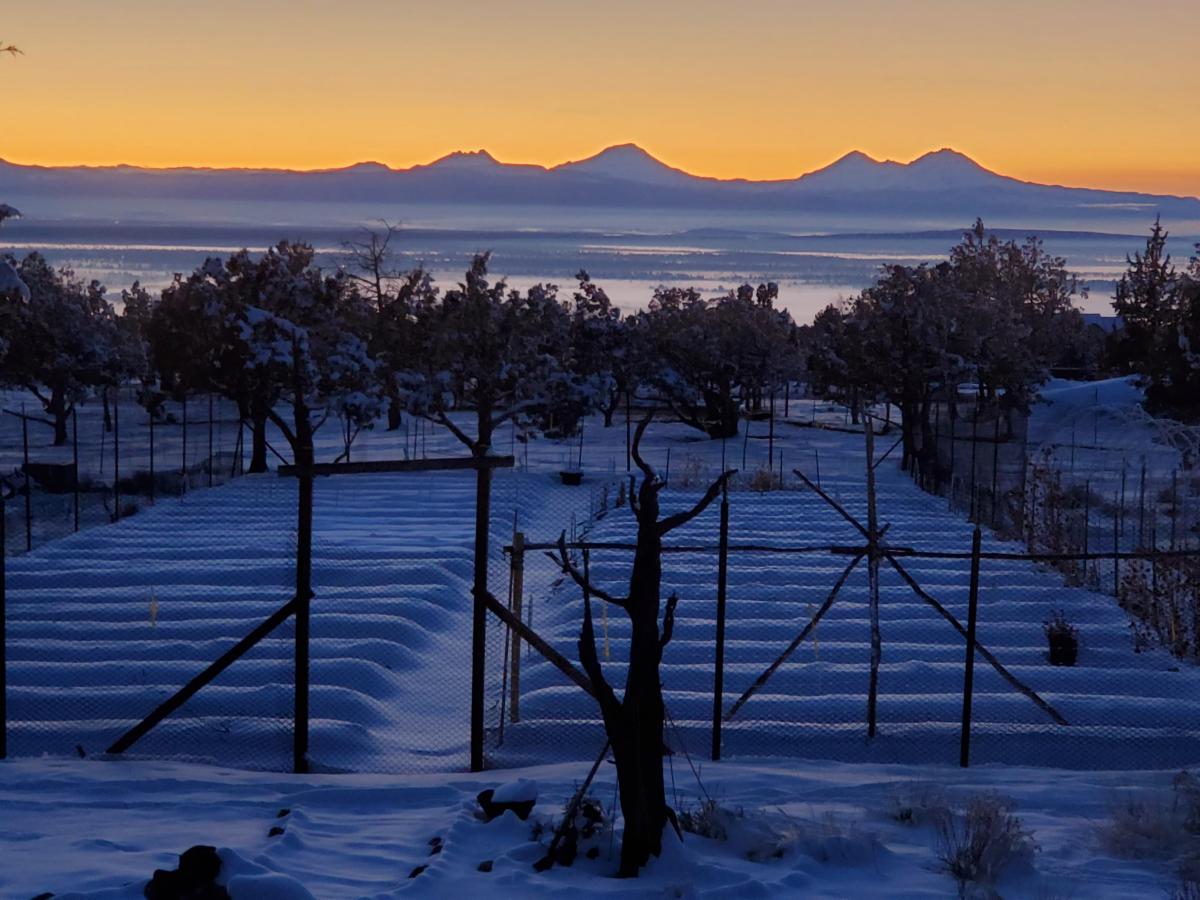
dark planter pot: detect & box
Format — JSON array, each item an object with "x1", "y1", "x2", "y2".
[
  {"x1": 559, "y1": 470, "x2": 583, "y2": 486},
  {"x1": 1047, "y1": 634, "x2": 1078, "y2": 666}
]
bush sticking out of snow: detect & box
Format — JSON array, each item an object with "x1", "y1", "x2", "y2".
[
  {"x1": 935, "y1": 794, "x2": 1037, "y2": 898},
  {"x1": 1043, "y1": 611, "x2": 1080, "y2": 666},
  {"x1": 529, "y1": 791, "x2": 611, "y2": 868},
  {"x1": 679, "y1": 798, "x2": 744, "y2": 841},
  {"x1": 681, "y1": 800, "x2": 882, "y2": 868},
  {"x1": 1103, "y1": 771, "x2": 1200, "y2": 888},
  {"x1": 887, "y1": 781, "x2": 952, "y2": 828}
]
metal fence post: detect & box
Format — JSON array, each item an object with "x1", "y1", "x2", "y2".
[
  {"x1": 21, "y1": 405, "x2": 31, "y2": 552},
  {"x1": 208, "y1": 394, "x2": 215, "y2": 488},
  {"x1": 72, "y1": 408, "x2": 80, "y2": 532},
  {"x1": 113, "y1": 388, "x2": 121, "y2": 521},
  {"x1": 181, "y1": 395, "x2": 188, "y2": 486},
  {"x1": 1, "y1": 484, "x2": 7, "y2": 759},
  {"x1": 470, "y1": 458, "x2": 493, "y2": 772},
  {"x1": 149, "y1": 407, "x2": 156, "y2": 504},
  {"x1": 293, "y1": 440, "x2": 314, "y2": 774},
  {"x1": 509, "y1": 531, "x2": 525, "y2": 724},
  {"x1": 959, "y1": 526, "x2": 982, "y2": 767},
  {"x1": 711, "y1": 480, "x2": 730, "y2": 761}
]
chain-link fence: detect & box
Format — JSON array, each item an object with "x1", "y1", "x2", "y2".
[
  {"x1": 4, "y1": 398, "x2": 1199, "y2": 775},
  {"x1": 1, "y1": 387, "x2": 247, "y2": 556}
]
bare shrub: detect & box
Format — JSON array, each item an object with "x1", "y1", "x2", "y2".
[
  {"x1": 1101, "y1": 771, "x2": 1200, "y2": 887},
  {"x1": 887, "y1": 781, "x2": 952, "y2": 828},
  {"x1": 679, "y1": 798, "x2": 744, "y2": 841},
  {"x1": 935, "y1": 794, "x2": 1036, "y2": 897}
]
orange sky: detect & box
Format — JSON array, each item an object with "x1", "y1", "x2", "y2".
[{"x1": 3, "y1": 0, "x2": 1198, "y2": 196}]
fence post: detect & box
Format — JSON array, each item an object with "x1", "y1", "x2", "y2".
[
  {"x1": 113, "y1": 388, "x2": 121, "y2": 522},
  {"x1": 969, "y1": 407, "x2": 979, "y2": 522},
  {"x1": 21, "y1": 405, "x2": 31, "y2": 553},
  {"x1": 208, "y1": 394, "x2": 215, "y2": 488},
  {"x1": 865, "y1": 421, "x2": 882, "y2": 739},
  {"x1": 181, "y1": 396, "x2": 188, "y2": 488},
  {"x1": 711, "y1": 480, "x2": 730, "y2": 761},
  {"x1": 149, "y1": 407, "x2": 156, "y2": 504},
  {"x1": 959, "y1": 526, "x2": 982, "y2": 768},
  {"x1": 72, "y1": 408, "x2": 80, "y2": 532},
  {"x1": 1138, "y1": 459, "x2": 1147, "y2": 549},
  {"x1": 1, "y1": 484, "x2": 7, "y2": 759},
  {"x1": 509, "y1": 531, "x2": 525, "y2": 724},
  {"x1": 625, "y1": 391, "x2": 632, "y2": 473},
  {"x1": 990, "y1": 414, "x2": 1000, "y2": 528},
  {"x1": 768, "y1": 389, "x2": 775, "y2": 467},
  {"x1": 293, "y1": 439, "x2": 314, "y2": 774},
  {"x1": 1113, "y1": 490, "x2": 1121, "y2": 598},
  {"x1": 470, "y1": 458, "x2": 493, "y2": 772}
]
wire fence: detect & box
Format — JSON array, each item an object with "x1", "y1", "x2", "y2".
[
  {"x1": 2, "y1": 396, "x2": 1199, "y2": 775},
  {"x1": 1, "y1": 387, "x2": 248, "y2": 556}
]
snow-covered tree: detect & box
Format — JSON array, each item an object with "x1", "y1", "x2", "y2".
[
  {"x1": 568, "y1": 271, "x2": 635, "y2": 427},
  {"x1": 637, "y1": 284, "x2": 797, "y2": 438},
  {"x1": 0, "y1": 254, "x2": 132, "y2": 444},
  {"x1": 152, "y1": 243, "x2": 380, "y2": 468},
  {"x1": 395, "y1": 253, "x2": 591, "y2": 457}
]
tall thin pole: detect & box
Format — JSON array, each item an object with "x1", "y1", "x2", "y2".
[
  {"x1": 208, "y1": 394, "x2": 215, "y2": 488},
  {"x1": 112, "y1": 388, "x2": 121, "y2": 522},
  {"x1": 0, "y1": 485, "x2": 6, "y2": 759},
  {"x1": 470, "y1": 459, "x2": 493, "y2": 773},
  {"x1": 21, "y1": 405, "x2": 31, "y2": 553},
  {"x1": 990, "y1": 414, "x2": 1000, "y2": 527},
  {"x1": 181, "y1": 396, "x2": 188, "y2": 486},
  {"x1": 293, "y1": 439, "x2": 313, "y2": 774},
  {"x1": 71, "y1": 408, "x2": 80, "y2": 532},
  {"x1": 767, "y1": 389, "x2": 775, "y2": 467},
  {"x1": 711, "y1": 481, "x2": 730, "y2": 761},
  {"x1": 149, "y1": 410, "x2": 156, "y2": 504},
  {"x1": 509, "y1": 532, "x2": 525, "y2": 724},
  {"x1": 959, "y1": 526, "x2": 982, "y2": 768},
  {"x1": 865, "y1": 421, "x2": 882, "y2": 739}
]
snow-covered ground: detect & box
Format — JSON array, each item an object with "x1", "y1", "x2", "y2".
[
  {"x1": 1, "y1": 756, "x2": 1193, "y2": 898},
  {"x1": 4, "y1": 388, "x2": 1200, "y2": 772}
]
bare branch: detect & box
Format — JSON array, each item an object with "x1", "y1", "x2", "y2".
[
  {"x1": 630, "y1": 410, "x2": 658, "y2": 483},
  {"x1": 793, "y1": 467, "x2": 869, "y2": 539},
  {"x1": 578, "y1": 586, "x2": 621, "y2": 721},
  {"x1": 884, "y1": 552, "x2": 1069, "y2": 726},
  {"x1": 547, "y1": 532, "x2": 628, "y2": 608},
  {"x1": 658, "y1": 592, "x2": 679, "y2": 653},
  {"x1": 480, "y1": 589, "x2": 596, "y2": 698},
  {"x1": 658, "y1": 469, "x2": 737, "y2": 536},
  {"x1": 433, "y1": 410, "x2": 475, "y2": 453},
  {"x1": 726, "y1": 552, "x2": 865, "y2": 722}
]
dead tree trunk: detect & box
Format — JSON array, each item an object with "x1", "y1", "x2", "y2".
[{"x1": 555, "y1": 415, "x2": 734, "y2": 876}]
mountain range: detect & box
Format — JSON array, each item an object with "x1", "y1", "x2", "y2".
[{"x1": 2, "y1": 144, "x2": 1197, "y2": 224}]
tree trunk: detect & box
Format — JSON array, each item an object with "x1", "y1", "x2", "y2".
[
  {"x1": 48, "y1": 385, "x2": 70, "y2": 446},
  {"x1": 248, "y1": 397, "x2": 269, "y2": 474},
  {"x1": 568, "y1": 423, "x2": 733, "y2": 877},
  {"x1": 386, "y1": 399, "x2": 402, "y2": 432}
]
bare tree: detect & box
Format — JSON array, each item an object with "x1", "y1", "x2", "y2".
[{"x1": 552, "y1": 415, "x2": 734, "y2": 876}]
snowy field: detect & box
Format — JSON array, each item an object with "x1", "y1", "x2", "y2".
[
  {"x1": 1, "y1": 756, "x2": 1194, "y2": 898},
  {"x1": 3, "y1": 384, "x2": 1199, "y2": 772}
]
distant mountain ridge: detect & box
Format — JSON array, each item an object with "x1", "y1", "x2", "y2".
[{"x1": 2, "y1": 145, "x2": 1197, "y2": 222}]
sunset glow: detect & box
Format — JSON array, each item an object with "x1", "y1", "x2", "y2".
[{"x1": 2, "y1": 0, "x2": 1199, "y2": 196}]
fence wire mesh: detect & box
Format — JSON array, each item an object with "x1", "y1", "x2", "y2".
[{"x1": 3, "y1": 396, "x2": 1199, "y2": 775}]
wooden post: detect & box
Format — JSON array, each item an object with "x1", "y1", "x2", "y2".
[
  {"x1": 21, "y1": 405, "x2": 31, "y2": 553},
  {"x1": 72, "y1": 408, "x2": 80, "y2": 532},
  {"x1": 1138, "y1": 459, "x2": 1147, "y2": 549},
  {"x1": 181, "y1": 396, "x2": 188, "y2": 486},
  {"x1": 711, "y1": 480, "x2": 730, "y2": 761},
  {"x1": 149, "y1": 407, "x2": 156, "y2": 504},
  {"x1": 625, "y1": 391, "x2": 632, "y2": 473},
  {"x1": 767, "y1": 389, "x2": 775, "y2": 467},
  {"x1": 1113, "y1": 490, "x2": 1121, "y2": 597},
  {"x1": 1, "y1": 484, "x2": 7, "y2": 759},
  {"x1": 509, "y1": 531, "x2": 525, "y2": 724},
  {"x1": 969, "y1": 407, "x2": 979, "y2": 522},
  {"x1": 990, "y1": 414, "x2": 1000, "y2": 528},
  {"x1": 293, "y1": 440, "x2": 314, "y2": 774},
  {"x1": 113, "y1": 388, "x2": 121, "y2": 521},
  {"x1": 470, "y1": 458, "x2": 493, "y2": 772},
  {"x1": 959, "y1": 526, "x2": 982, "y2": 767},
  {"x1": 865, "y1": 421, "x2": 882, "y2": 738},
  {"x1": 208, "y1": 393, "x2": 215, "y2": 488}
]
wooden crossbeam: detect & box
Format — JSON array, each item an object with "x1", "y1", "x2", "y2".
[{"x1": 277, "y1": 455, "x2": 514, "y2": 477}]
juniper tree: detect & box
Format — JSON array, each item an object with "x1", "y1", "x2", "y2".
[{"x1": 553, "y1": 416, "x2": 734, "y2": 876}]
